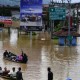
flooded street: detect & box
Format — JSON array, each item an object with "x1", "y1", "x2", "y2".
[{"x1": 0, "y1": 28, "x2": 80, "y2": 80}]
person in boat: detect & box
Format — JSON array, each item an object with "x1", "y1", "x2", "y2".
[
  {"x1": 22, "y1": 53, "x2": 28, "y2": 63},
  {"x1": 3, "y1": 50, "x2": 9, "y2": 58},
  {"x1": 8, "y1": 52, "x2": 17, "y2": 61},
  {"x1": 7, "y1": 52, "x2": 13, "y2": 60},
  {"x1": 18, "y1": 55, "x2": 23, "y2": 61},
  {"x1": 15, "y1": 51, "x2": 28, "y2": 63},
  {"x1": 0, "y1": 67, "x2": 3, "y2": 75},
  {"x1": 2, "y1": 67, "x2": 10, "y2": 76},
  {"x1": 16, "y1": 51, "x2": 24, "y2": 62},
  {"x1": 16, "y1": 67, "x2": 23, "y2": 80},
  {"x1": 19, "y1": 51, "x2": 28, "y2": 63},
  {"x1": 21, "y1": 50, "x2": 28, "y2": 63},
  {"x1": 10, "y1": 67, "x2": 16, "y2": 79},
  {"x1": 20, "y1": 51, "x2": 24, "y2": 62},
  {"x1": 16, "y1": 55, "x2": 23, "y2": 62}
]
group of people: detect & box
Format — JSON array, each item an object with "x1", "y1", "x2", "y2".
[
  {"x1": 0, "y1": 66, "x2": 23, "y2": 80},
  {"x1": 0, "y1": 66, "x2": 53, "y2": 80},
  {"x1": 3, "y1": 50, "x2": 28, "y2": 63},
  {"x1": 3, "y1": 50, "x2": 53, "y2": 80}
]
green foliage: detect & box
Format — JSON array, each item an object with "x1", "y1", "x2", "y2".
[
  {"x1": 54, "y1": 27, "x2": 61, "y2": 32},
  {"x1": 32, "y1": 32, "x2": 36, "y2": 35},
  {"x1": 53, "y1": 39, "x2": 58, "y2": 44},
  {"x1": 54, "y1": 21, "x2": 63, "y2": 32},
  {"x1": 53, "y1": 36, "x2": 59, "y2": 39},
  {"x1": 26, "y1": 32, "x2": 36, "y2": 35}
]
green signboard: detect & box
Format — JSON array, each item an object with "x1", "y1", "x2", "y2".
[{"x1": 49, "y1": 7, "x2": 66, "y2": 20}]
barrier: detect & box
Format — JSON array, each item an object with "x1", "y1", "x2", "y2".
[
  {"x1": 59, "y1": 37, "x2": 65, "y2": 46},
  {"x1": 71, "y1": 37, "x2": 76, "y2": 46}
]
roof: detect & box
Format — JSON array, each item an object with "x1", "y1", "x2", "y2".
[{"x1": 53, "y1": 30, "x2": 80, "y2": 37}]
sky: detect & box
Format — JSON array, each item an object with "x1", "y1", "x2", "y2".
[
  {"x1": 0, "y1": 0, "x2": 80, "y2": 6},
  {"x1": 45, "y1": 0, "x2": 80, "y2": 4}
]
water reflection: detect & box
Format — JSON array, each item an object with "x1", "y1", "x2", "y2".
[
  {"x1": 0, "y1": 41, "x2": 3, "y2": 50},
  {"x1": 40, "y1": 46, "x2": 52, "y2": 80},
  {"x1": 10, "y1": 29, "x2": 18, "y2": 46}
]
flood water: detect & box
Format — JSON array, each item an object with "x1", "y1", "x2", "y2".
[{"x1": 0, "y1": 28, "x2": 80, "y2": 80}]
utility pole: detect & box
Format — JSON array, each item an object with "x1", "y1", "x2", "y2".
[
  {"x1": 50, "y1": 0, "x2": 54, "y2": 39},
  {"x1": 67, "y1": 0, "x2": 71, "y2": 35},
  {"x1": 67, "y1": 0, "x2": 72, "y2": 46},
  {"x1": 76, "y1": 4, "x2": 79, "y2": 30}
]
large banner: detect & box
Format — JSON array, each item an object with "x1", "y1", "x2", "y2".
[{"x1": 20, "y1": 0, "x2": 42, "y2": 31}]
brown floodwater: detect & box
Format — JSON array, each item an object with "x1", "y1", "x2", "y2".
[{"x1": 0, "y1": 28, "x2": 80, "y2": 80}]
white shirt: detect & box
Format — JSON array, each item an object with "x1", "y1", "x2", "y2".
[
  {"x1": 0, "y1": 70, "x2": 3, "y2": 74},
  {"x1": 10, "y1": 71, "x2": 16, "y2": 77}
]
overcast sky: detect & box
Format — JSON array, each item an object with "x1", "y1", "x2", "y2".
[
  {"x1": 44, "y1": 0, "x2": 80, "y2": 4},
  {"x1": 0, "y1": 0, "x2": 80, "y2": 6}
]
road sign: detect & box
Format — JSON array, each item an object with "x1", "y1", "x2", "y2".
[{"x1": 49, "y1": 7, "x2": 66, "y2": 20}]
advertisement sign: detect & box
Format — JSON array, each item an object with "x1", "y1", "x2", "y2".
[{"x1": 20, "y1": 0, "x2": 42, "y2": 31}]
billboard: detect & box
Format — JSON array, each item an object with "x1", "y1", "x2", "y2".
[{"x1": 20, "y1": 0, "x2": 42, "y2": 31}]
